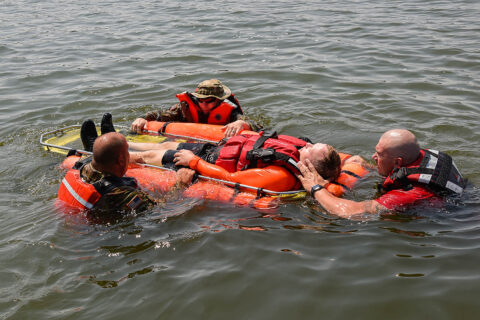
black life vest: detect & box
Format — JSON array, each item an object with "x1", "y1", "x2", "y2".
[{"x1": 381, "y1": 149, "x2": 466, "y2": 195}]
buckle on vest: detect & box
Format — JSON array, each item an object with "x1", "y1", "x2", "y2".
[{"x1": 246, "y1": 148, "x2": 276, "y2": 162}]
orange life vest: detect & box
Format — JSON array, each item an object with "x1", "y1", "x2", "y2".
[
  {"x1": 58, "y1": 169, "x2": 102, "y2": 210},
  {"x1": 325, "y1": 154, "x2": 370, "y2": 197},
  {"x1": 57, "y1": 159, "x2": 140, "y2": 211},
  {"x1": 58, "y1": 156, "x2": 279, "y2": 212},
  {"x1": 176, "y1": 92, "x2": 243, "y2": 125}
]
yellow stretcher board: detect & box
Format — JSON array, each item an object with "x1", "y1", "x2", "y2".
[{"x1": 41, "y1": 125, "x2": 168, "y2": 156}]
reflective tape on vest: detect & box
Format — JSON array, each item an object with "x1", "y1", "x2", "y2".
[
  {"x1": 425, "y1": 152, "x2": 438, "y2": 170},
  {"x1": 288, "y1": 158, "x2": 299, "y2": 170},
  {"x1": 446, "y1": 181, "x2": 463, "y2": 194},
  {"x1": 223, "y1": 99, "x2": 237, "y2": 108},
  {"x1": 61, "y1": 177, "x2": 95, "y2": 209},
  {"x1": 418, "y1": 173, "x2": 432, "y2": 184}
]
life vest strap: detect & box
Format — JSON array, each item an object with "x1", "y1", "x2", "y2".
[
  {"x1": 244, "y1": 130, "x2": 280, "y2": 170},
  {"x1": 256, "y1": 188, "x2": 265, "y2": 199},
  {"x1": 328, "y1": 181, "x2": 349, "y2": 192},
  {"x1": 92, "y1": 176, "x2": 138, "y2": 195},
  {"x1": 229, "y1": 183, "x2": 241, "y2": 202},
  {"x1": 159, "y1": 122, "x2": 171, "y2": 135},
  {"x1": 341, "y1": 169, "x2": 362, "y2": 179},
  {"x1": 252, "y1": 130, "x2": 278, "y2": 150},
  {"x1": 72, "y1": 156, "x2": 92, "y2": 170}
]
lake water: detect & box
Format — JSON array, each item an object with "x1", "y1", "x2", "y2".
[{"x1": 1, "y1": 0, "x2": 480, "y2": 319}]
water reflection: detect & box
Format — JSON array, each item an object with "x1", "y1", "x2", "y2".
[{"x1": 89, "y1": 265, "x2": 167, "y2": 288}]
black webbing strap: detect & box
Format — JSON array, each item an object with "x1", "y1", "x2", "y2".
[
  {"x1": 273, "y1": 152, "x2": 300, "y2": 174},
  {"x1": 72, "y1": 156, "x2": 92, "y2": 170},
  {"x1": 341, "y1": 169, "x2": 362, "y2": 179},
  {"x1": 256, "y1": 188, "x2": 265, "y2": 199},
  {"x1": 67, "y1": 149, "x2": 79, "y2": 157},
  {"x1": 328, "y1": 181, "x2": 349, "y2": 192},
  {"x1": 229, "y1": 183, "x2": 241, "y2": 202},
  {"x1": 252, "y1": 130, "x2": 277, "y2": 150},
  {"x1": 92, "y1": 176, "x2": 138, "y2": 196},
  {"x1": 388, "y1": 167, "x2": 414, "y2": 191},
  {"x1": 243, "y1": 131, "x2": 278, "y2": 170},
  {"x1": 159, "y1": 122, "x2": 171, "y2": 135}
]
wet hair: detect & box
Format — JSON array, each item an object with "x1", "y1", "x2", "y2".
[{"x1": 310, "y1": 145, "x2": 341, "y2": 181}]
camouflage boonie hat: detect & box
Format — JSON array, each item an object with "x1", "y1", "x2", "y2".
[{"x1": 192, "y1": 79, "x2": 231, "y2": 100}]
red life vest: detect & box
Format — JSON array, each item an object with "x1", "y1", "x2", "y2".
[
  {"x1": 381, "y1": 149, "x2": 466, "y2": 195},
  {"x1": 176, "y1": 92, "x2": 243, "y2": 125},
  {"x1": 215, "y1": 131, "x2": 307, "y2": 174}
]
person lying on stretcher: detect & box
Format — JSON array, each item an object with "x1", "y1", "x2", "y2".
[
  {"x1": 127, "y1": 134, "x2": 367, "y2": 193},
  {"x1": 81, "y1": 114, "x2": 367, "y2": 193}
]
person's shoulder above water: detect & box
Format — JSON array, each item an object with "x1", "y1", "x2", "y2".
[
  {"x1": 87, "y1": 129, "x2": 157, "y2": 213},
  {"x1": 130, "y1": 79, "x2": 262, "y2": 137},
  {"x1": 375, "y1": 185, "x2": 442, "y2": 211},
  {"x1": 297, "y1": 128, "x2": 466, "y2": 219}
]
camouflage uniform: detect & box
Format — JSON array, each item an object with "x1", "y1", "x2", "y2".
[{"x1": 80, "y1": 162, "x2": 157, "y2": 214}]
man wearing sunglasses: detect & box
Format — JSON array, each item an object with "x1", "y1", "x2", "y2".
[{"x1": 131, "y1": 79, "x2": 261, "y2": 138}]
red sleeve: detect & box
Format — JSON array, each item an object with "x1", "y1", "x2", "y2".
[
  {"x1": 189, "y1": 156, "x2": 297, "y2": 192},
  {"x1": 375, "y1": 186, "x2": 441, "y2": 210}
]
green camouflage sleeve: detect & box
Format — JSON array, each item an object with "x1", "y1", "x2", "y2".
[
  {"x1": 93, "y1": 186, "x2": 157, "y2": 213},
  {"x1": 143, "y1": 104, "x2": 186, "y2": 122},
  {"x1": 232, "y1": 111, "x2": 263, "y2": 132}
]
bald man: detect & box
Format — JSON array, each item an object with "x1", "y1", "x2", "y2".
[
  {"x1": 72, "y1": 131, "x2": 194, "y2": 215},
  {"x1": 298, "y1": 129, "x2": 466, "y2": 218}
]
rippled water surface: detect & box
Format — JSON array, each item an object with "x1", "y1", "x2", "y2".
[{"x1": 1, "y1": 0, "x2": 480, "y2": 319}]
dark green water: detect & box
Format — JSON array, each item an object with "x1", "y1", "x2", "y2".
[{"x1": 1, "y1": 0, "x2": 479, "y2": 319}]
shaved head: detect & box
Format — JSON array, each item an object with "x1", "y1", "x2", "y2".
[
  {"x1": 92, "y1": 132, "x2": 129, "y2": 176},
  {"x1": 373, "y1": 129, "x2": 421, "y2": 176},
  {"x1": 379, "y1": 129, "x2": 420, "y2": 163}
]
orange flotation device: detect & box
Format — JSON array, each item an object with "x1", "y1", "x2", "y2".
[
  {"x1": 57, "y1": 156, "x2": 278, "y2": 212},
  {"x1": 56, "y1": 122, "x2": 368, "y2": 213},
  {"x1": 326, "y1": 154, "x2": 370, "y2": 197},
  {"x1": 144, "y1": 121, "x2": 258, "y2": 142},
  {"x1": 141, "y1": 121, "x2": 368, "y2": 197}
]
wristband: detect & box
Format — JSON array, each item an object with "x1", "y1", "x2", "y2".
[{"x1": 311, "y1": 184, "x2": 324, "y2": 196}]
